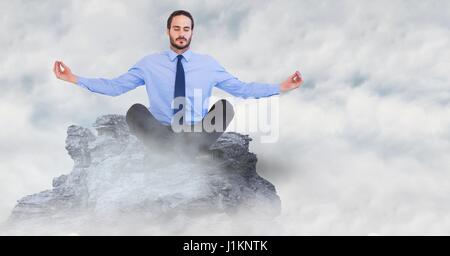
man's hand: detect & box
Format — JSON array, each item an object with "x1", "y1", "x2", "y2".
[
  {"x1": 280, "y1": 70, "x2": 303, "y2": 93},
  {"x1": 53, "y1": 60, "x2": 77, "y2": 84}
]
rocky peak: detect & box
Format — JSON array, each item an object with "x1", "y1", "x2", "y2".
[{"x1": 3, "y1": 114, "x2": 281, "y2": 234}]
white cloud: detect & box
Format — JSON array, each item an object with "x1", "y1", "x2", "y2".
[{"x1": 1, "y1": 0, "x2": 450, "y2": 234}]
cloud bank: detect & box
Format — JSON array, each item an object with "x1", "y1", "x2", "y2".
[{"x1": 1, "y1": 0, "x2": 449, "y2": 234}]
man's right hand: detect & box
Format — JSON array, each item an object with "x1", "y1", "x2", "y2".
[{"x1": 53, "y1": 60, "x2": 77, "y2": 84}]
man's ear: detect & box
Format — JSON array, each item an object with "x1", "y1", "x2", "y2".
[{"x1": 166, "y1": 29, "x2": 170, "y2": 36}]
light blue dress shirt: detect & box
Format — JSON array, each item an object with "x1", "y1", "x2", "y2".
[{"x1": 76, "y1": 49, "x2": 280, "y2": 126}]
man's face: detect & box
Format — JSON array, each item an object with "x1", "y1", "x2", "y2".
[{"x1": 167, "y1": 15, "x2": 193, "y2": 50}]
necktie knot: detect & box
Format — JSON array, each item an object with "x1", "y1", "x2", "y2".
[{"x1": 177, "y1": 55, "x2": 183, "y2": 61}]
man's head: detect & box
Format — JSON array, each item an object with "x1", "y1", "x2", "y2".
[{"x1": 167, "y1": 10, "x2": 194, "y2": 51}]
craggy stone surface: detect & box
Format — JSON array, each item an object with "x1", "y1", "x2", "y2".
[{"x1": 3, "y1": 114, "x2": 281, "y2": 234}]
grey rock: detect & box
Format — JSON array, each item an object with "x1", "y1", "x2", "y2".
[{"x1": 5, "y1": 114, "x2": 281, "y2": 231}]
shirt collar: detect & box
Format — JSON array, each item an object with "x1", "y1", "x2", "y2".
[{"x1": 168, "y1": 48, "x2": 193, "y2": 62}]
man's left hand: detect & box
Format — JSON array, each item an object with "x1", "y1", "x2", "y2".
[{"x1": 280, "y1": 70, "x2": 303, "y2": 93}]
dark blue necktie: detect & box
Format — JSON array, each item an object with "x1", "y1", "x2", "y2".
[{"x1": 173, "y1": 54, "x2": 185, "y2": 123}]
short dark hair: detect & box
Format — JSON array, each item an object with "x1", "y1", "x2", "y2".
[{"x1": 167, "y1": 10, "x2": 194, "y2": 30}]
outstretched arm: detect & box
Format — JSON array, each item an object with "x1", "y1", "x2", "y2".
[
  {"x1": 53, "y1": 60, "x2": 145, "y2": 97},
  {"x1": 213, "y1": 63, "x2": 279, "y2": 99},
  {"x1": 213, "y1": 58, "x2": 303, "y2": 98}
]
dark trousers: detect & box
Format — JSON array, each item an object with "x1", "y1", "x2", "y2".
[{"x1": 125, "y1": 99, "x2": 234, "y2": 154}]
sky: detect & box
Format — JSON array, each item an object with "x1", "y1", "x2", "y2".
[{"x1": 1, "y1": 0, "x2": 450, "y2": 235}]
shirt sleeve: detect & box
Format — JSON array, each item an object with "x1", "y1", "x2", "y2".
[
  {"x1": 212, "y1": 58, "x2": 280, "y2": 99},
  {"x1": 75, "y1": 58, "x2": 146, "y2": 97}
]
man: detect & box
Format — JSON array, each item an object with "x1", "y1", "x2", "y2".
[{"x1": 53, "y1": 10, "x2": 303, "y2": 155}]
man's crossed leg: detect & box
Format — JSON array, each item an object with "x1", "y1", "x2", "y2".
[{"x1": 125, "y1": 99, "x2": 235, "y2": 156}]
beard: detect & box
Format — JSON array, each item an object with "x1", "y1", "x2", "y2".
[{"x1": 170, "y1": 36, "x2": 192, "y2": 50}]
